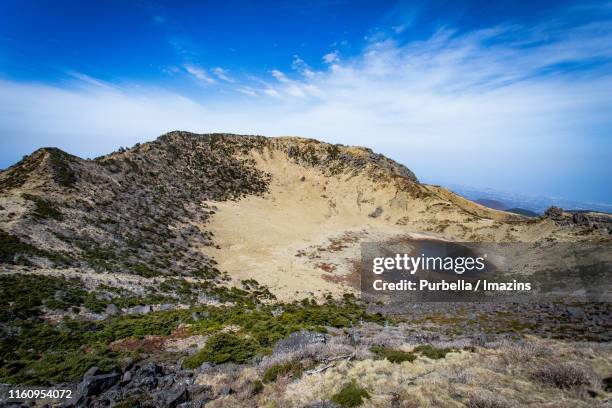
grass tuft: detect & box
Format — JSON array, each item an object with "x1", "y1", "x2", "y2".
[
  {"x1": 263, "y1": 360, "x2": 304, "y2": 383},
  {"x1": 331, "y1": 381, "x2": 370, "y2": 407}
]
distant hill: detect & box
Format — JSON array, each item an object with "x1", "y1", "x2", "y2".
[
  {"x1": 447, "y1": 183, "x2": 612, "y2": 215},
  {"x1": 475, "y1": 198, "x2": 508, "y2": 210},
  {"x1": 506, "y1": 207, "x2": 540, "y2": 217},
  {"x1": 475, "y1": 198, "x2": 541, "y2": 217}
]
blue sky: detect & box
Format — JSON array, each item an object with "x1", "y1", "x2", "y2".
[{"x1": 1, "y1": 0, "x2": 611, "y2": 204}]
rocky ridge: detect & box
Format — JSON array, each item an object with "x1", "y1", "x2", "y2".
[{"x1": 0, "y1": 131, "x2": 424, "y2": 276}]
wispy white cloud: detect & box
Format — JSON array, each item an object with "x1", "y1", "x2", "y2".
[
  {"x1": 270, "y1": 69, "x2": 289, "y2": 83},
  {"x1": 237, "y1": 86, "x2": 257, "y2": 96},
  {"x1": 292, "y1": 55, "x2": 315, "y2": 78},
  {"x1": 263, "y1": 87, "x2": 280, "y2": 98},
  {"x1": 322, "y1": 51, "x2": 340, "y2": 64},
  {"x1": 213, "y1": 67, "x2": 235, "y2": 83},
  {"x1": 183, "y1": 64, "x2": 215, "y2": 83},
  {"x1": 66, "y1": 71, "x2": 116, "y2": 90},
  {"x1": 1, "y1": 4, "x2": 612, "y2": 202}
]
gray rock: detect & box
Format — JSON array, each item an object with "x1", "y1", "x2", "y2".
[
  {"x1": 197, "y1": 294, "x2": 219, "y2": 304},
  {"x1": 368, "y1": 206, "x2": 383, "y2": 218},
  {"x1": 121, "y1": 370, "x2": 132, "y2": 384},
  {"x1": 105, "y1": 303, "x2": 120, "y2": 316},
  {"x1": 573, "y1": 212, "x2": 590, "y2": 225},
  {"x1": 567, "y1": 306, "x2": 586, "y2": 319},
  {"x1": 273, "y1": 329, "x2": 330, "y2": 354},
  {"x1": 77, "y1": 372, "x2": 120, "y2": 397},
  {"x1": 140, "y1": 362, "x2": 164, "y2": 377},
  {"x1": 54, "y1": 290, "x2": 67, "y2": 301},
  {"x1": 83, "y1": 366, "x2": 101, "y2": 378},
  {"x1": 126, "y1": 305, "x2": 152, "y2": 315},
  {"x1": 164, "y1": 386, "x2": 189, "y2": 408},
  {"x1": 544, "y1": 206, "x2": 565, "y2": 220}
]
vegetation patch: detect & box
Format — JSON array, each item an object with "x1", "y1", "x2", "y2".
[
  {"x1": 0, "y1": 274, "x2": 387, "y2": 385},
  {"x1": 369, "y1": 344, "x2": 452, "y2": 363},
  {"x1": 531, "y1": 362, "x2": 593, "y2": 389},
  {"x1": 190, "y1": 296, "x2": 387, "y2": 349},
  {"x1": 370, "y1": 346, "x2": 416, "y2": 363},
  {"x1": 331, "y1": 381, "x2": 370, "y2": 407},
  {"x1": 22, "y1": 193, "x2": 63, "y2": 220},
  {"x1": 47, "y1": 148, "x2": 77, "y2": 187},
  {"x1": 1, "y1": 348, "x2": 122, "y2": 386},
  {"x1": 183, "y1": 332, "x2": 261, "y2": 368},
  {"x1": 0, "y1": 230, "x2": 42, "y2": 264},
  {"x1": 0, "y1": 274, "x2": 105, "y2": 321},
  {"x1": 262, "y1": 360, "x2": 304, "y2": 383},
  {"x1": 413, "y1": 344, "x2": 453, "y2": 359},
  {"x1": 250, "y1": 379, "x2": 264, "y2": 395}
]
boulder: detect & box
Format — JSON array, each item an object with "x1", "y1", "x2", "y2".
[
  {"x1": 544, "y1": 206, "x2": 565, "y2": 220},
  {"x1": 139, "y1": 362, "x2": 164, "y2": 377},
  {"x1": 77, "y1": 372, "x2": 121, "y2": 397},
  {"x1": 368, "y1": 206, "x2": 383, "y2": 218},
  {"x1": 83, "y1": 366, "x2": 101, "y2": 378},
  {"x1": 126, "y1": 305, "x2": 152, "y2": 315},
  {"x1": 105, "y1": 303, "x2": 120, "y2": 316},
  {"x1": 163, "y1": 385, "x2": 188, "y2": 408},
  {"x1": 273, "y1": 329, "x2": 329, "y2": 354}
]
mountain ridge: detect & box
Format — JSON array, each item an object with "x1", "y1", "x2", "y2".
[{"x1": 1, "y1": 131, "x2": 609, "y2": 297}]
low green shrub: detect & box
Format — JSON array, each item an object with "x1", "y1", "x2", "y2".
[
  {"x1": 0, "y1": 230, "x2": 43, "y2": 264},
  {"x1": 0, "y1": 274, "x2": 104, "y2": 321},
  {"x1": 1, "y1": 349, "x2": 121, "y2": 385},
  {"x1": 183, "y1": 332, "x2": 261, "y2": 368},
  {"x1": 251, "y1": 380, "x2": 264, "y2": 395},
  {"x1": 413, "y1": 344, "x2": 452, "y2": 359},
  {"x1": 370, "y1": 346, "x2": 416, "y2": 363},
  {"x1": 94, "y1": 311, "x2": 187, "y2": 343},
  {"x1": 48, "y1": 148, "x2": 77, "y2": 187},
  {"x1": 331, "y1": 381, "x2": 370, "y2": 407}
]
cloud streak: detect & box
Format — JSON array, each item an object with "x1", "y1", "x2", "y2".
[{"x1": 183, "y1": 64, "x2": 215, "y2": 83}]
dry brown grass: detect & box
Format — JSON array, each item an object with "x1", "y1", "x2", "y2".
[{"x1": 217, "y1": 335, "x2": 612, "y2": 408}]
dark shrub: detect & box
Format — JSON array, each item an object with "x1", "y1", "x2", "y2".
[
  {"x1": 330, "y1": 381, "x2": 370, "y2": 407},
  {"x1": 413, "y1": 344, "x2": 452, "y2": 359},
  {"x1": 183, "y1": 332, "x2": 261, "y2": 368},
  {"x1": 370, "y1": 346, "x2": 416, "y2": 363}
]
